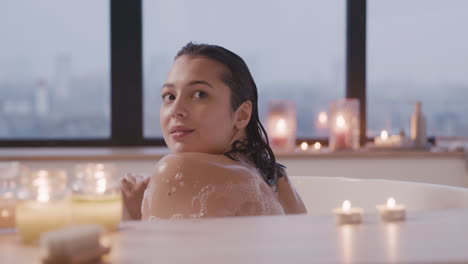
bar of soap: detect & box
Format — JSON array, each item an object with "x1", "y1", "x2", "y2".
[{"x1": 40, "y1": 225, "x2": 111, "y2": 264}]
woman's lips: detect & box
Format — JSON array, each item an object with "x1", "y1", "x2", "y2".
[
  {"x1": 170, "y1": 130, "x2": 194, "y2": 139},
  {"x1": 169, "y1": 126, "x2": 195, "y2": 139}
]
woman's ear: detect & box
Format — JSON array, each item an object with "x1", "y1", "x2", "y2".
[{"x1": 234, "y1": 101, "x2": 252, "y2": 129}]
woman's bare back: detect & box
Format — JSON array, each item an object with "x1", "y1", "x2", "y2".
[{"x1": 141, "y1": 152, "x2": 305, "y2": 220}]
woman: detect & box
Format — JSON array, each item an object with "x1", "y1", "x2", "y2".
[{"x1": 121, "y1": 42, "x2": 306, "y2": 220}]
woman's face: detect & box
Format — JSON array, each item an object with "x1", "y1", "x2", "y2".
[{"x1": 160, "y1": 55, "x2": 238, "y2": 154}]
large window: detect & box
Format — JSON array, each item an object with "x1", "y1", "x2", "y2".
[
  {"x1": 4, "y1": 0, "x2": 464, "y2": 147},
  {"x1": 0, "y1": 0, "x2": 110, "y2": 139},
  {"x1": 143, "y1": 0, "x2": 346, "y2": 138},
  {"x1": 368, "y1": 0, "x2": 468, "y2": 137}
]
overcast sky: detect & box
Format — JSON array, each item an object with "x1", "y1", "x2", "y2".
[{"x1": 1, "y1": 0, "x2": 467, "y2": 86}]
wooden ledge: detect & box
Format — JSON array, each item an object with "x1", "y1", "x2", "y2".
[{"x1": 0, "y1": 147, "x2": 464, "y2": 161}]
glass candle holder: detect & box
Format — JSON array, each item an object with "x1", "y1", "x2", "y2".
[
  {"x1": 16, "y1": 169, "x2": 71, "y2": 244},
  {"x1": 329, "y1": 99, "x2": 360, "y2": 151},
  {"x1": 0, "y1": 162, "x2": 25, "y2": 229},
  {"x1": 266, "y1": 100, "x2": 297, "y2": 151},
  {"x1": 71, "y1": 163, "x2": 122, "y2": 231}
]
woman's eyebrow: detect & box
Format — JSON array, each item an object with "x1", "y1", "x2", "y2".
[
  {"x1": 161, "y1": 80, "x2": 214, "y2": 90},
  {"x1": 187, "y1": 80, "x2": 214, "y2": 89},
  {"x1": 161, "y1": 83, "x2": 174, "y2": 90}
]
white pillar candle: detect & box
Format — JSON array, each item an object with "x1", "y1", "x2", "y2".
[
  {"x1": 376, "y1": 197, "x2": 406, "y2": 222},
  {"x1": 333, "y1": 200, "x2": 363, "y2": 225}
]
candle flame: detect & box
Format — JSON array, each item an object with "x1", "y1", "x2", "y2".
[
  {"x1": 300, "y1": 142, "x2": 308, "y2": 151},
  {"x1": 34, "y1": 173, "x2": 50, "y2": 202},
  {"x1": 387, "y1": 197, "x2": 396, "y2": 208},
  {"x1": 342, "y1": 200, "x2": 351, "y2": 212},
  {"x1": 1, "y1": 209, "x2": 9, "y2": 218},
  {"x1": 318, "y1": 111, "x2": 328, "y2": 124},
  {"x1": 37, "y1": 187, "x2": 50, "y2": 202},
  {"x1": 381, "y1": 130, "x2": 389, "y2": 140},
  {"x1": 313, "y1": 142, "x2": 321, "y2": 150},
  {"x1": 336, "y1": 115, "x2": 346, "y2": 129},
  {"x1": 94, "y1": 170, "x2": 105, "y2": 179},
  {"x1": 275, "y1": 118, "x2": 287, "y2": 136},
  {"x1": 96, "y1": 177, "x2": 107, "y2": 194}
]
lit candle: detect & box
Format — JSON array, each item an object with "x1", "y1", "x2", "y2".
[
  {"x1": 267, "y1": 100, "x2": 297, "y2": 151},
  {"x1": 313, "y1": 142, "x2": 322, "y2": 151},
  {"x1": 329, "y1": 98, "x2": 359, "y2": 151},
  {"x1": 0, "y1": 162, "x2": 21, "y2": 229},
  {"x1": 376, "y1": 197, "x2": 406, "y2": 222},
  {"x1": 300, "y1": 142, "x2": 309, "y2": 151},
  {"x1": 15, "y1": 169, "x2": 71, "y2": 244},
  {"x1": 318, "y1": 111, "x2": 328, "y2": 126},
  {"x1": 0, "y1": 193, "x2": 15, "y2": 229},
  {"x1": 315, "y1": 111, "x2": 329, "y2": 137},
  {"x1": 72, "y1": 164, "x2": 122, "y2": 231},
  {"x1": 333, "y1": 200, "x2": 363, "y2": 225},
  {"x1": 334, "y1": 114, "x2": 348, "y2": 150},
  {"x1": 270, "y1": 117, "x2": 288, "y2": 149},
  {"x1": 374, "y1": 130, "x2": 392, "y2": 147}
]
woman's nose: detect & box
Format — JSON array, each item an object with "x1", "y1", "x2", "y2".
[{"x1": 170, "y1": 99, "x2": 188, "y2": 119}]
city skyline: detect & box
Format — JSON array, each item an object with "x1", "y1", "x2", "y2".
[{"x1": 1, "y1": 0, "x2": 467, "y2": 139}]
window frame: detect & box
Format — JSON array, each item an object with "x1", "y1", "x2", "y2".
[{"x1": 0, "y1": 0, "x2": 367, "y2": 148}]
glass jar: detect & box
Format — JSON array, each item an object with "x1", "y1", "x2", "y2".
[
  {"x1": 71, "y1": 163, "x2": 122, "y2": 231},
  {"x1": 266, "y1": 100, "x2": 297, "y2": 152},
  {"x1": 0, "y1": 162, "x2": 24, "y2": 229},
  {"x1": 329, "y1": 98, "x2": 360, "y2": 151},
  {"x1": 15, "y1": 169, "x2": 71, "y2": 244}
]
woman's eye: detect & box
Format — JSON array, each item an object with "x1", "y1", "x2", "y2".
[
  {"x1": 193, "y1": 91, "x2": 208, "y2": 99},
  {"x1": 162, "y1": 93, "x2": 175, "y2": 102}
]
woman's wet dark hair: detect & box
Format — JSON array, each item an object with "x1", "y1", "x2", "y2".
[{"x1": 175, "y1": 42, "x2": 286, "y2": 188}]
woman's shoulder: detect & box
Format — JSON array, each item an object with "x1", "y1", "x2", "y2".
[
  {"x1": 142, "y1": 152, "x2": 283, "y2": 219},
  {"x1": 154, "y1": 152, "x2": 256, "y2": 184}
]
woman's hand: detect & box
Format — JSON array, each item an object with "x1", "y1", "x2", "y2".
[{"x1": 121, "y1": 173, "x2": 150, "y2": 220}]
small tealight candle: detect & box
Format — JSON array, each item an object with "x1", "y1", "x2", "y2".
[
  {"x1": 333, "y1": 200, "x2": 363, "y2": 225},
  {"x1": 300, "y1": 142, "x2": 309, "y2": 151},
  {"x1": 376, "y1": 197, "x2": 406, "y2": 222},
  {"x1": 313, "y1": 142, "x2": 321, "y2": 151}
]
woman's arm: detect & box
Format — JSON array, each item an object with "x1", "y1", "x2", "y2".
[{"x1": 276, "y1": 174, "x2": 307, "y2": 214}]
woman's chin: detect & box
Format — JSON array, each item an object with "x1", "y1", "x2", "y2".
[
  {"x1": 168, "y1": 143, "x2": 221, "y2": 155},
  {"x1": 169, "y1": 142, "x2": 198, "y2": 153}
]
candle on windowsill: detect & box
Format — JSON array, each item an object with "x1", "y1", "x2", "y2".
[
  {"x1": 15, "y1": 169, "x2": 71, "y2": 244},
  {"x1": 329, "y1": 99, "x2": 360, "y2": 151},
  {"x1": 271, "y1": 118, "x2": 288, "y2": 148},
  {"x1": 376, "y1": 197, "x2": 406, "y2": 222},
  {"x1": 315, "y1": 111, "x2": 329, "y2": 137},
  {"x1": 299, "y1": 142, "x2": 309, "y2": 151},
  {"x1": 313, "y1": 142, "x2": 321, "y2": 151},
  {"x1": 333, "y1": 200, "x2": 363, "y2": 225},
  {"x1": 334, "y1": 114, "x2": 348, "y2": 150},
  {"x1": 266, "y1": 100, "x2": 297, "y2": 151},
  {"x1": 374, "y1": 130, "x2": 405, "y2": 148},
  {"x1": 72, "y1": 164, "x2": 122, "y2": 231}
]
